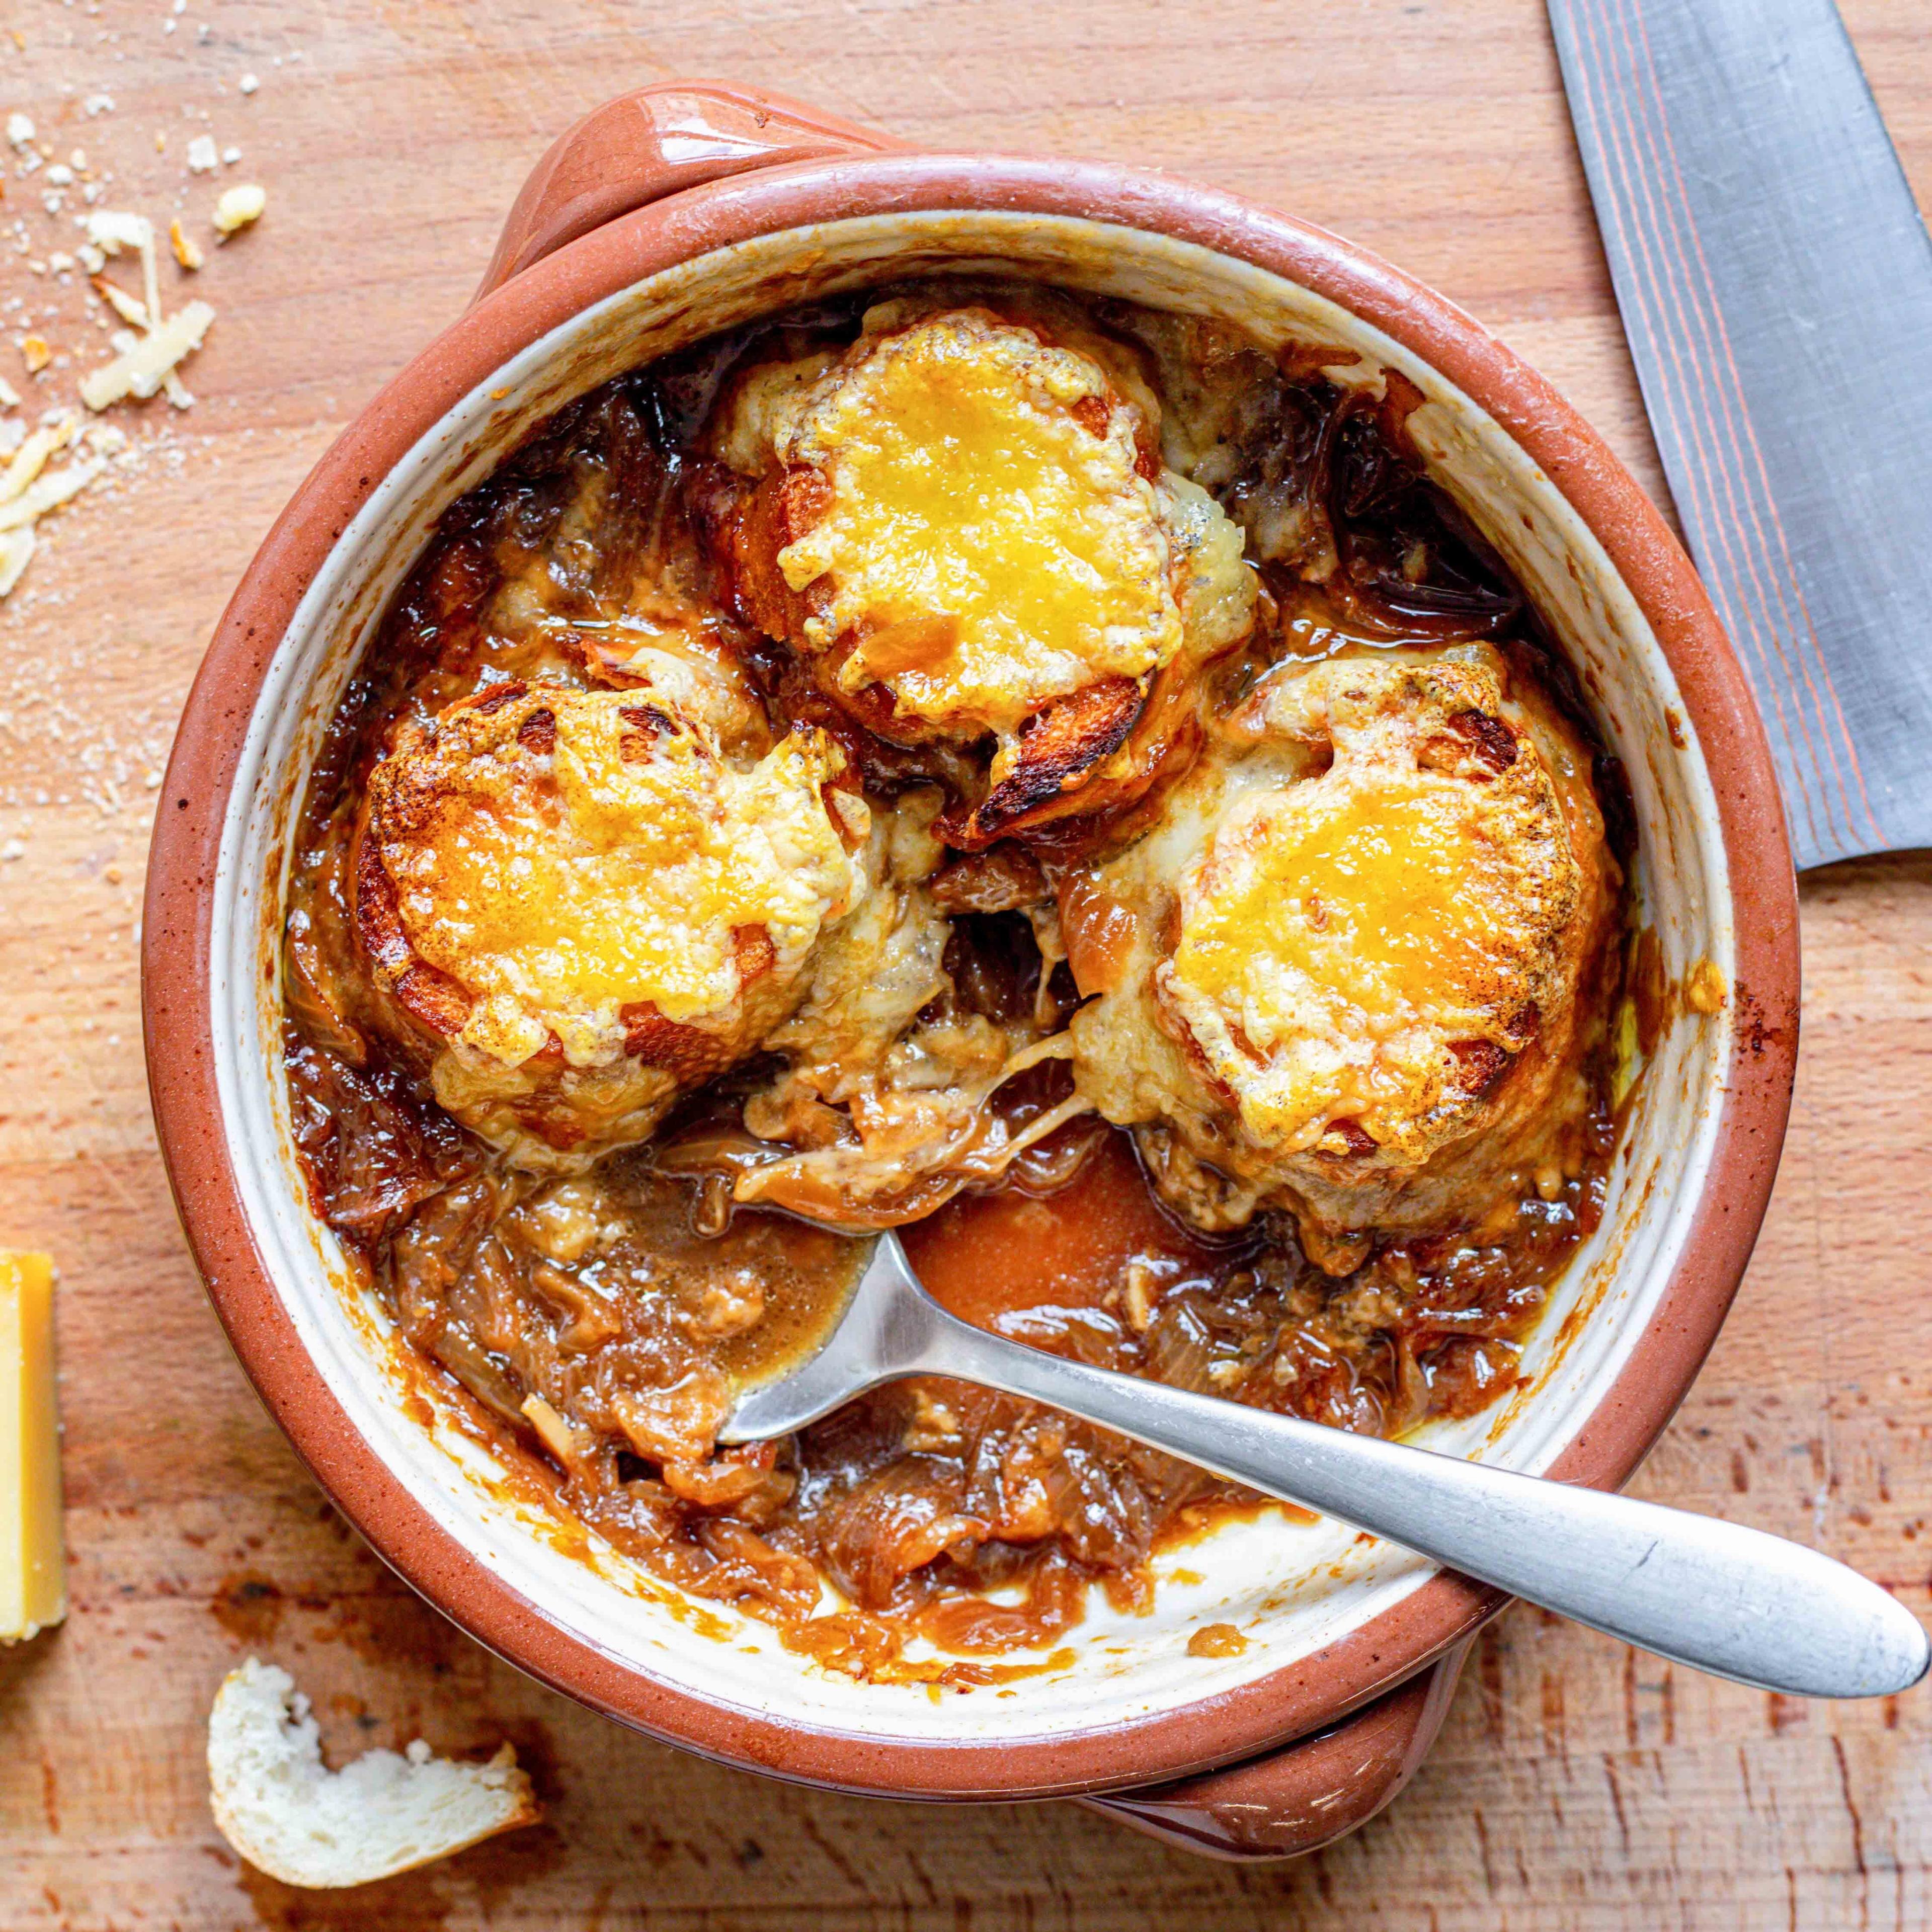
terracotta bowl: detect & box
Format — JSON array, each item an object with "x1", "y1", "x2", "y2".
[{"x1": 142, "y1": 84, "x2": 1799, "y2": 1861}]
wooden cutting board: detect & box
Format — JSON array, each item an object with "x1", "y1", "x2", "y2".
[{"x1": 1, "y1": 3, "x2": 1927, "y2": 1925}]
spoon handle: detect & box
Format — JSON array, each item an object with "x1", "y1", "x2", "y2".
[{"x1": 917, "y1": 1299, "x2": 1927, "y2": 1700}]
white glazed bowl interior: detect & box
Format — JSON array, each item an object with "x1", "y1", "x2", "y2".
[{"x1": 210, "y1": 212, "x2": 1733, "y2": 1747}]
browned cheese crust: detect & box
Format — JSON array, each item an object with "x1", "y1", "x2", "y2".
[{"x1": 706, "y1": 295, "x2": 1257, "y2": 849}]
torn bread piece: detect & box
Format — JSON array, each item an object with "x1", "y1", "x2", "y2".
[{"x1": 207, "y1": 1659, "x2": 540, "y2": 1889}]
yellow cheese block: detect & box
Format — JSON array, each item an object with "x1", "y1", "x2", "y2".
[{"x1": 0, "y1": 1251, "x2": 65, "y2": 1643}]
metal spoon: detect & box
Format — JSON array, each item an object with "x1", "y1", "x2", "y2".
[{"x1": 721, "y1": 1233, "x2": 1929, "y2": 1699}]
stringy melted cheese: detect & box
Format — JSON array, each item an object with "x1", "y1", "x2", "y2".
[
  {"x1": 379, "y1": 688, "x2": 861, "y2": 1068},
  {"x1": 773, "y1": 311, "x2": 1184, "y2": 735}
]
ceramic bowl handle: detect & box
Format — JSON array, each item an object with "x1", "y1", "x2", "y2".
[
  {"x1": 1080, "y1": 1640, "x2": 1473, "y2": 1861},
  {"x1": 475, "y1": 82, "x2": 899, "y2": 302}
]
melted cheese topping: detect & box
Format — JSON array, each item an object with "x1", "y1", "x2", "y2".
[
  {"x1": 377, "y1": 688, "x2": 861, "y2": 1068},
  {"x1": 1156, "y1": 656, "x2": 1580, "y2": 1162},
  {"x1": 1175, "y1": 781, "x2": 1519, "y2": 1033},
  {"x1": 773, "y1": 311, "x2": 1185, "y2": 735}
]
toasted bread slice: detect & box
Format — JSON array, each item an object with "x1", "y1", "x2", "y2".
[{"x1": 207, "y1": 1658, "x2": 539, "y2": 1889}]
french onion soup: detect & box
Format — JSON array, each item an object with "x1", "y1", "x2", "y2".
[{"x1": 281, "y1": 285, "x2": 1631, "y2": 1682}]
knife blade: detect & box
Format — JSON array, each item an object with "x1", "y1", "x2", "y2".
[{"x1": 1547, "y1": 0, "x2": 1932, "y2": 869}]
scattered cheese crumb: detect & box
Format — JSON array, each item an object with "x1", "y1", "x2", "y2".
[
  {"x1": 0, "y1": 528, "x2": 33, "y2": 599},
  {"x1": 213, "y1": 184, "x2": 266, "y2": 240},
  {"x1": 0, "y1": 411, "x2": 102, "y2": 597},
  {"x1": 83, "y1": 95, "x2": 115, "y2": 119},
  {"x1": 221, "y1": 145, "x2": 242, "y2": 167},
  {"x1": 5, "y1": 115, "x2": 34, "y2": 152},
  {"x1": 3, "y1": 419, "x2": 77, "y2": 503},
  {"x1": 186, "y1": 134, "x2": 218, "y2": 175},
  {"x1": 91, "y1": 275, "x2": 150, "y2": 328},
  {"x1": 85, "y1": 211, "x2": 161, "y2": 333},
  {"x1": 0, "y1": 158, "x2": 271, "y2": 604},
  {"x1": 0, "y1": 456, "x2": 104, "y2": 532},
  {"x1": 78, "y1": 300, "x2": 213, "y2": 410},
  {"x1": 239, "y1": 73, "x2": 259, "y2": 95}
]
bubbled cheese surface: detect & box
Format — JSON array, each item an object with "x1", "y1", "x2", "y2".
[
  {"x1": 769, "y1": 310, "x2": 1186, "y2": 735},
  {"x1": 1150, "y1": 654, "x2": 1583, "y2": 1165},
  {"x1": 375, "y1": 687, "x2": 861, "y2": 1069}
]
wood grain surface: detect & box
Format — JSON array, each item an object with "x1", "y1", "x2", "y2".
[{"x1": 1, "y1": 3, "x2": 1927, "y2": 1925}]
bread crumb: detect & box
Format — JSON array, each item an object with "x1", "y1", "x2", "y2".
[
  {"x1": 186, "y1": 134, "x2": 218, "y2": 175},
  {"x1": 168, "y1": 216, "x2": 204, "y2": 271},
  {"x1": 213, "y1": 184, "x2": 266, "y2": 240}
]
